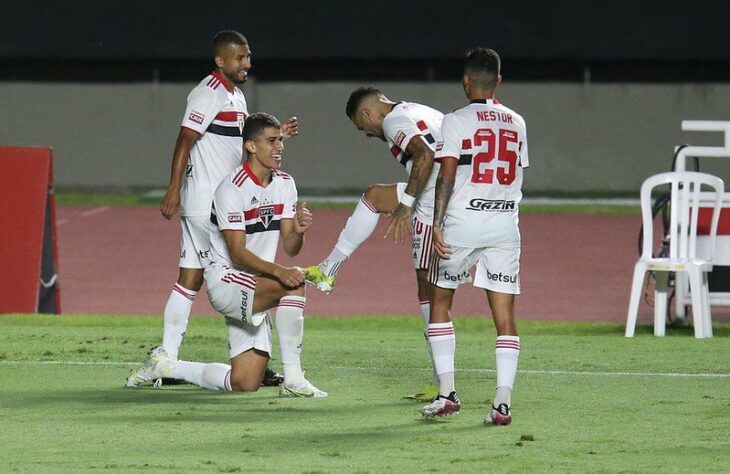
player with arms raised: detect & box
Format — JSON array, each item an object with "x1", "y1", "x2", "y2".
[
  {"x1": 306, "y1": 87, "x2": 443, "y2": 396},
  {"x1": 420, "y1": 48, "x2": 529, "y2": 425}
]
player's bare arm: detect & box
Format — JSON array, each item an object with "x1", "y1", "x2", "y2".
[
  {"x1": 160, "y1": 127, "x2": 199, "y2": 220},
  {"x1": 432, "y1": 157, "x2": 457, "y2": 259},
  {"x1": 385, "y1": 136, "x2": 435, "y2": 242},
  {"x1": 280, "y1": 202, "x2": 312, "y2": 257},
  {"x1": 281, "y1": 117, "x2": 299, "y2": 138},
  {"x1": 221, "y1": 229, "x2": 305, "y2": 288}
]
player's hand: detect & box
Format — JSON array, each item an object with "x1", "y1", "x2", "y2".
[
  {"x1": 275, "y1": 265, "x2": 306, "y2": 288},
  {"x1": 294, "y1": 201, "x2": 312, "y2": 234},
  {"x1": 433, "y1": 226, "x2": 452, "y2": 259},
  {"x1": 384, "y1": 203, "x2": 413, "y2": 243},
  {"x1": 160, "y1": 188, "x2": 181, "y2": 220},
  {"x1": 282, "y1": 117, "x2": 299, "y2": 138}
]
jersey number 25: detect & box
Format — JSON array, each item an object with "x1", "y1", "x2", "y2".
[{"x1": 471, "y1": 128, "x2": 518, "y2": 186}]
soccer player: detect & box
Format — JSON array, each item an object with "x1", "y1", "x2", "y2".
[
  {"x1": 127, "y1": 30, "x2": 298, "y2": 387},
  {"x1": 420, "y1": 48, "x2": 528, "y2": 425},
  {"x1": 127, "y1": 113, "x2": 326, "y2": 397},
  {"x1": 305, "y1": 87, "x2": 443, "y2": 397}
]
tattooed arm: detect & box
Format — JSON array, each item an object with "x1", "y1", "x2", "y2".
[
  {"x1": 432, "y1": 157, "x2": 457, "y2": 259},
  {"x1": 385, "y1": 136, "x2": 435, "y2": 242}
]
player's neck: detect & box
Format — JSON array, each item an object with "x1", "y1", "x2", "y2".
[
  {"x1": 468, "y1": 91, "x2": 495, "y2": 102},
  {"x1": 245, "y1": 159, "x2": 272, "y2": 186},
  {"x1": 214, "y1": 69, "x2": 236, "y2": 90}
]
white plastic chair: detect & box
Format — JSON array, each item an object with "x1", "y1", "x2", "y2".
[{"x1": 626, "y1": 171, "x2": 725, "y2": 338}]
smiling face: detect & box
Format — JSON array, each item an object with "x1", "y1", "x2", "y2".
[
  {"x1": 216, "y1": 43, "x2": 252, "y2": 85},
  {"x1": 245, "y1": 126, "x2": 284, "y2": 172}
]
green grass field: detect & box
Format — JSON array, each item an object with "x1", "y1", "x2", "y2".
[{"x1": 1, "y1": 315, "x2": 728, "y2": 473}]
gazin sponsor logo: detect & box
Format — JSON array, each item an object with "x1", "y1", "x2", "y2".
[{"x1": 466, "y1": 198, "x2": 515, "y2": 212}]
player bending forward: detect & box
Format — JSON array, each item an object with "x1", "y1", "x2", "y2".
[
  {"x1": 420, "y1": 48, "x2": 528, "y2": 424},
  {"x1": 306, "y1": 87, "x2": 443, "y2": 397},
  {"x1": 126, "y1": 113, "x2": 325, "y2": 397}
]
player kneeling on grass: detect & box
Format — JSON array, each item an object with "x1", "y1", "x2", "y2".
[{"x1": 126, "y1": 113, "x2": 326, "y2": 397}]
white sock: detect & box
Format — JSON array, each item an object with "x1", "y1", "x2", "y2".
[
  {"x1": 321, "y1": 195, "x2": 380, "y2": 277},
  {"x1": 173, "y1": 360, "x2": 231, "y2": 391},
  {"x1": 162, "y1": 283, "x2": 197, "y2": 360},
  {"x1": 428, "y1": 322, "x2": 456, "y2": 397},
  {"x1": 276, "y1": 296, "x2": 306, "y2": 383},
  {"x1": 420, "y1": 301, "x2": 439, "y2": 386},
  {"x1": 495, "y1": 336, "x2": 520, "y2": 406}
]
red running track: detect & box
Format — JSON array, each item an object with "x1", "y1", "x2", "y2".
[{"x1": 55, "y1": 206, "x2": 730, "y2": 323}]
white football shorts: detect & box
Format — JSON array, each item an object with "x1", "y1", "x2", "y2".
[
  {"x1": 204, "y1": 263, "x2": 259, "y2": 324},
  {"x1": 205, "y1": 263, "x2": 272, "y2": 358},
  {"x1": 395, "y1": 182, "x2": 434, "y2": 271},
  {"x1": 429, "y1": 244, "x2": 521, "y2": 294},
  {"x1": 179, "y1": 215, "x2": 211, "y2": 269},
  {"x1": 411, "y1": 217, "x2": 434, "y2": 270},
  {"x1": 225, "y1": 312, "x2": 273, "y2": 359},
  {"x1": 396, "y1": 182, "x2": 433, "y2": 233}
]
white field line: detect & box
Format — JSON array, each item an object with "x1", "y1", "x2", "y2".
[{"x1": 0, "y1": 360, "x2": 728, "y2": 378}]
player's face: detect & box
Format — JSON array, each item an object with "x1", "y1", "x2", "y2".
[
  {"x1": 351, "y1": 109, "x2": 385, "y2": 142},
  {"x1": 218, "y1": 43, "x2": 252, "y2": 84},
  {"x1": 249, "y1": 127, "x2": 284, "y2": 170}
]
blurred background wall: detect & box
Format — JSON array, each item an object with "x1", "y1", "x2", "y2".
[{"x1": 1, "y1": 0, "x2": 729, "y2": 194}]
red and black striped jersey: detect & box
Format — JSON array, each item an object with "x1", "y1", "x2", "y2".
[
  {"x1": 180, "y1": 71, "x2": 249, "y2": 217},
  {"x1": 207, "y1": 162, "x2": 297, "y2": 270}
]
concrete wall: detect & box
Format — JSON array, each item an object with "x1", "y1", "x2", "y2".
[{"x1": 1, "y1": 80, "x2": 729, "y2": 193}]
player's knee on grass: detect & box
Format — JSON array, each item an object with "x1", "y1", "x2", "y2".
[{"x1": 230, "y1": 375, "x2": 261, "y2": 392}]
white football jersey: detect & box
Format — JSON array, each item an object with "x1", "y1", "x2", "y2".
[
  {"x1": 207, "y1": 163, "x2": 297, "y2": 269},
  {"x1": 382, "y1": 102, "x2": 443, "y2": 223},
  {"x1": 180, "y1": 71, "x2": 248, "y2": 217},
  {"x1": 434, "y1": 99, "x2": 529, "y2": 248}
]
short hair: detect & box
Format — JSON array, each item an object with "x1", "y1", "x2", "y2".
[
  {"x1": 213, "y1": 30, "x2": 248, "y2": 56},
  {"x1": 464, "y1": 48, "x2": 501, "y2": 89},
  {"x1": 345, "y1": 86, "x2": 383, "y2": 119},
  {"x1": 243, "y1": 113, "x2": 281, "y2": 144}
]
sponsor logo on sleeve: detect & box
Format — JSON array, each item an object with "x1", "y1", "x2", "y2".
[
  {"x1": 228, "y1": 213, "x2": 243, "y2": 223},
  {"x1": 436, "y1": 141, "x2": 444, "y2": 151},
  {"x1": 188, "y1": 111, "x2": 205, "y2": 125},
  {"x1": 395, "y1": 130, "x2": 406, "y2": 147}
]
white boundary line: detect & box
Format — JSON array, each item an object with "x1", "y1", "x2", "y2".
[{"x1": 0, "y1": 360, "x2": 727, "y2": 378}]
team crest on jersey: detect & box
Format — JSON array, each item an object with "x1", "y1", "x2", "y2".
[
  {"x1": 395, "y1": 131, "x2": 406, "y2": 147},
  {"x1": 259, "y1": 206, "x2": 275, "y2": 228}
]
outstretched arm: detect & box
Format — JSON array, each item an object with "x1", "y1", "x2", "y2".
[
  {"x1": 160, "y1": 127, "x2": 199, "y2": 220},
  {"x1": 385, "y1": 136, "x2": 435, "y2": 242}
]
